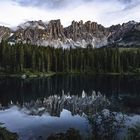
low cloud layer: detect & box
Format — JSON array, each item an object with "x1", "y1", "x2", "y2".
[{"x1": 0, "y1": 0, "x2": 140, "y2": 27}]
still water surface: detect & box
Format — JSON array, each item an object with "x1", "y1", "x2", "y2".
[{"x1": 0, "y1": 74, "x2": 140, "y2": 139}]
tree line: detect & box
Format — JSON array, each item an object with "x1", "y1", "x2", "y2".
[{"x1": 0, "y1": 40, "x2": 140, "y2": 74}]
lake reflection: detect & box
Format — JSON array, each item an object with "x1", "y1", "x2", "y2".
[
  {"x1": 0, "y1": 107, "x2": 90, "y2": 140},
  {"x1": 0, "y1": 74, "x2": 140, "y2": 139},
  {"x1": 0, "y1": 75, "x2": 140, "y2": 113}
]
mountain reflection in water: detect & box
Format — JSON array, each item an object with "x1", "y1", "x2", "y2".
[
  {"x1": 0, "y1": 75, "x2": 140, "y2": 139},
  {"x1": 0, "y1": 107, "x2": 90, "y2": 140},
  {"x1": 0, "y1": 91, "x2": 110, "y2": 117},
  {"x1": 1, "y1": 75, "x2": 140, "y2": 114}
]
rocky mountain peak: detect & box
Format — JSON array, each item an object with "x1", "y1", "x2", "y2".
[
  {"x1": 0, "y1": 26, "x2": 11, "y2": 42},
  {"x1": 108, "y1": 20, "x2": 140, "y2": 45},
  {"x1": 18, "y1": 20, "x2": 47, "y2": 30},
  {"x1": 47, "y1": 19, "x2": 65, "y2": 40},
  {"x1": 0, "y1": 19, "x2": 140, "y2": 48}
]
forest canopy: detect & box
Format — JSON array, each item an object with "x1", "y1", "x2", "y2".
[{"x1": 0, "y1": 40, "x2": 140, "y2": 74}]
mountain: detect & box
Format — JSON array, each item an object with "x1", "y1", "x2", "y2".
[
  {"x1": 108, "y1": 21, "x2": 140, "y2": 46},
  {"x1": 0, "y1": 20, "x2": 140, "y2": 48},
  {"x1": 0, "y1": 26, "x2": 11, "y2": 42},
  {"x1": 9, "y1": 19, "x2": 108, "y2": 48}
]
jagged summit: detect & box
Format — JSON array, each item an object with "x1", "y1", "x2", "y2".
[
  {"x1": 17, "y1": 20, "x2": 48, "y2": 30},
  {"x1": 0, "y1": 19, "x2": 140, "y2": 48}
]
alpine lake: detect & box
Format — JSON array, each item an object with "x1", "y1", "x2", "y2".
[{"x1": 0, "y1": 74, "x2": 140, "y2": 140}]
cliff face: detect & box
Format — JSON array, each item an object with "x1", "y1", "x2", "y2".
[
  {"x1": 108, "y1": 21, "x2": 140, "y2": 45},
  {"x1": 7, "y1": 19, "x2": 109, "y2": 48},
  {"x1": 9, "y1": 20, "x2": 66, "y2": 47},
  {"x1": 0, "y1": 26, "x2": 11, "y2": 42},
  {"x1": 1, "y1": 20, "x2": 140, "y2": 48},
  {"x1": 64, "y1": 20, "x2": 108, "y2": 47}
]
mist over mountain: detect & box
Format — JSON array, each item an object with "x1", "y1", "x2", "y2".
[{"x1": 0, "y1": 19, "x2": 140, "y2": 48}]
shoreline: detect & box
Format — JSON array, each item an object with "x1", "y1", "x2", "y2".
[
  {"x1": 0, "y1": 72, "x2": 56, "y2": 79},
  {"x1": 0, "y1": 71, "x2": 140, "y2": 79}
]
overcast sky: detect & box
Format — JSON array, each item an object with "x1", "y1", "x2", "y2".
[{"x1": 0, "y1": 0, "x2": 140, "y2": 27}]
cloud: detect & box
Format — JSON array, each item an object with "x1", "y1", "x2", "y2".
[
  {"x1": 14, "y1": 0, "x2": 69, "y2": 9},
  {"x1": 14, "y1": 0, "x2": 132, "y2": 9},
  {"x1": 0, "y1": 0, "x2": 140, "y2": 27}
]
